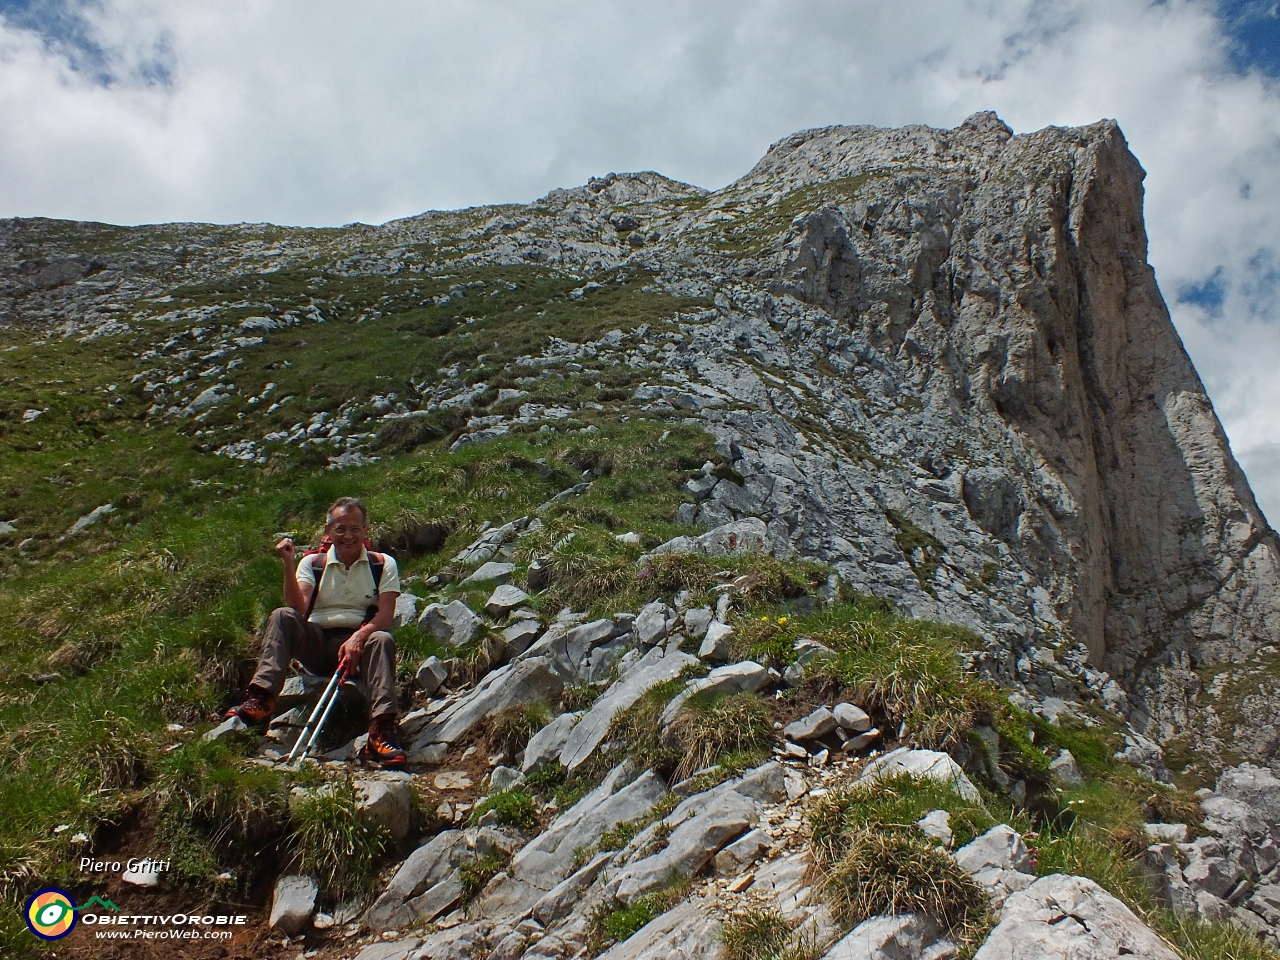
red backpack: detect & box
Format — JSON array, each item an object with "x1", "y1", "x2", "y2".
[{"x1": 302, "y1": 537, "x2": 387, "y2": 624}]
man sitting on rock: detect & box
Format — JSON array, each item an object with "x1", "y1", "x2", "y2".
[{"x1": 227, "y1": 496, "x2": 407, "y2": 768}]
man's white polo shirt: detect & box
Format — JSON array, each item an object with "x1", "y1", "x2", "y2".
[{"x1": 296, "y1": 546, "x2": 401, "y2": 629}]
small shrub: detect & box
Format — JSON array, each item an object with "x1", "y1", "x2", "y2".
[
  {"x1": 665, "y1": 691, "x2": 773, "y2": 782},
  {"x1": 459, "y1": 854, "x2": 503, "y2": 902},
  {"x1": 821, "y1": 829, "x2": 987, "y2": 933},
  {"x1": 490, "y1": 701, "x2": 554, "y2": 756},
  {"x1": 808, "y1": 774, "x2": 995, "y2": 867},
  {"x1": 471, "y1": 788, "x2": 537, "y2": 829},
  {"x1": 720, "y1": 909, "x2": 793, "y2": 960},
  {"x1": 289, "y1": 778, "x2": 389, "y2": 904}
]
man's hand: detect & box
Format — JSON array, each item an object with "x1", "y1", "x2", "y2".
[
  {"x1": 338, "y1": 633, "x2": 366, "y2": 671},
  {"x1": 275, "y1": 537, "x2": 296, "y2": 562}
]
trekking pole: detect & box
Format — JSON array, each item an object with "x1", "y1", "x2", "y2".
[{"x1": 284, "y1": 659, "x2": 349, "y2": 765}]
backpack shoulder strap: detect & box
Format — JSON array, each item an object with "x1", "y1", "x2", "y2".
[
  {"x1": 362, "y1": 552, "x2": 386, "y2": 625},
  {"x1": 303, "y1": 552, "x2": 327, "y2": 620}
]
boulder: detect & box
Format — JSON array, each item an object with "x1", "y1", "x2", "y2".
[
  {"x1": 463, "y1": 560, "x2": 516, "y2": 585},
  {"x1": 953, "y1": 825, "x2": 1035, "y2": 905},
  {"x1": 269, "y1": 875, "x2": 318, "y2": 935},
  {"x1": 784, "y1": 707, "x2": 837, "y2": 742},
  {"x1": 502, "y1": 619, "x2": 543, "y2": 655},
  {"x1": 1049, "y1": 748, "x2": 1084, "y2": 784},
  {"x1": 858, "y1": 747, "x2": 982, "y2": 803},
  {"x1": 393, "y1": 593, "x2": 420, "y2": 628},
  {"x1": 610, "y1": 789, "x2": 756, "y2": 904},
  {"x1": 974, "y1": 874, "x2": 1181, "y2": 959},
  {"x1": 684, "y1": 607, "x2": 714, "y2": 639},
  {"x1": 415, "y1": 656, "x2": 449, "y2": 695},
  {"x1": 559, "y1": 647, "x2": 699, "y2": 771},
  {"x1": 1216, "y1": 763, "x2": 1280, "y2": 826},
  {"x1": 635, "y1": 601, "x2": 673, "y2": 649},
  {"x1": 918, "y1": 810, "x2": 953, "y2": 848},
  {"x1": 698, "y1": 622, "x2": 733, "y2": 661},
  {"x1": 714, "y1": 827, "x2": 772, "y2": 874},
  {"x1": 418, "y1": 600, "x2": 482, "y2": 647},
  {"x1": 647, "y1": 518, "x2": 773, "y2": 560},
  {"x1": 355, "y1": 776, "x2": 414, "y2": 842},
  {"x1": 204, "y1": 715, "x2": 248, "y2": 742},
  {"x1": 477, "y1": 763, "x2": 668, "y2": 918},
  {"x1": 485, "y1": 584, "x2": 530, "y2": 617},
  {"x1": 489, "y1": 766, "x2": 523, "y2": 793},
  {"x1": 832, "y1": 702, "x2": 872, "y2": 733}
]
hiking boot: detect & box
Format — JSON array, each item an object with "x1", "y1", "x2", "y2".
[
  {"x1": 226, "y1": 689, "x2": 276, "y2": 726},
  {"x1": 362, "y1": 715, "x2": 407, "y2": 768}
]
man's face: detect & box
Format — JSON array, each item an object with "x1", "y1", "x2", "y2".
[{"x1": 327, "y1": 506, "x2": 367, "y2": 548}]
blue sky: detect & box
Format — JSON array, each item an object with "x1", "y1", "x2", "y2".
[{"x1": 0, "y1": 0, "x2": 1278, "y2": 525}]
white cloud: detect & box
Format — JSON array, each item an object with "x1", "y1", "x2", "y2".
[{"x1": 0, "y1": 0, "x2": 1277, "y2": 521}]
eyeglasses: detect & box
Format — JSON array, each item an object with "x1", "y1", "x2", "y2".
[{"x1": 329, "y1": 524, "x2": 366, "y2": 535}]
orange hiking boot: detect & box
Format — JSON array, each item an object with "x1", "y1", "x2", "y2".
[
  {"x1": 362, "y1": 715, "x2": 407, "y2": 768},
  {"x1": 226, "y1": 689, "x2": 276, "y2": 726}
]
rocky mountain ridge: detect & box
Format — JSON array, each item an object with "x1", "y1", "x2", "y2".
[
  {"x1": 4, "y1": 111, "x2": 1278, "y2": 768},
  {"x1": 3, "y1": 111, "x2": 1280, "y2": 960}
]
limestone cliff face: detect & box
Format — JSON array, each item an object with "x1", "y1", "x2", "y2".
[{"x1": 694, "y1": 113, "x2": 1280, "y2": 750}]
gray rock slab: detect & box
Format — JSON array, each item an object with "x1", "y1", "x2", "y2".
[
  {"x1": 820, "y1": 914, "x2": 939, "y2": 960},
  {"x1": 684, "y1": 607, "x2": 713, "y2": 639},
  {"x1": 559, "y1": 647, "x2": 699, "y2": 771},
  {"x1": 974, "y1": 874, "x2": 1181, "y2": 959},
  {"x1": 405, "y1": 869, "x2": 462, "y2": 924},
  {"x1": 356, "y1": 776, "x2": 413, "y2": 842},
  {"x1": 352, "y1": 939, "x2": 423, "y2": 960},
  {"x1": 635, "y1": 601, "x2": 673, "y2": 648},
  {"x1": 530, "y1": 851, "x2": 614, "y2": 926},
  {"x1": 698, "y1": 622, "x2": 733, "y2": 661},
  {"x1": 1144, "y1": 823, "x2": 1188, "y2": 843},
  {"x1": 513, "y1": 765, "x2": 667, "y2": 889},
  {"x1": 647, "y1": 518, "x2": 773, "y2": 560},
  {"x1": 416, "y1": 655, "x2": 449, "y2": 695},
  {"x1": 522, "y1": 711, "x2": 579, "y2": 772},
  {"x1": 714, "y1": 827, "x2": 772, "y2": 874},
  {"x1": 833, "y1": 702, "x2": 872, "y2": 733},
  {"x1": 953, "y1": 825, "x2": 1035, "y2": 906},
  {"x1": 269, "y1": 874, "x2": 318, "y2": 935},
  {"x1": 547, "y1": 618, "x2": 618, "y2": 683},
  {"x1": 1216, "y1": 763, "x2": 1280, "y2": 827},
  {"x1": 418, "y1": 600, "x2": 482, "y2": 647},
  {"x1": 486, "y1": 583, "x2": 530, "y2": 617},
  {"x1": 659, "y1": 660, "x2": 770, "y2": 728},
  {"x1": 408, "y1": 657, "x2": 564, "y2": 753},
  {"x1": 204, "y1": 715, "x2": 247, "y2": 742},
  {"x1": 918, "y1": 810, "x2": 953, "y2": 848},
  {"x1": 858, "y1": 747, "x2": 982, "y2": 803},
  {"x1": 503, "y1": 619, "x2": 543, "y2": 656},
  {"x1": 465, "y1": 560, "x2": 516, "y2": 585},
  {"x1": 610, "y1": 790, "x2": 757, "y2": 904},
  {"x1": 393, "y1": 592, "x2": 420, "y2": 628},
  {"x1": 784, "y1": 706, "x2": 837, "y2": 742},
  {"x1": 1049, "y1": 748, "x2": 1084, "y2": 784},
  {"x1": 365, "y1": 830, "x2": 468, "y2": 931}
]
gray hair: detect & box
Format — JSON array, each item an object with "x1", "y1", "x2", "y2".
[{"x1": 326, "y1": 497, "x2": 368, "y2": 525}]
